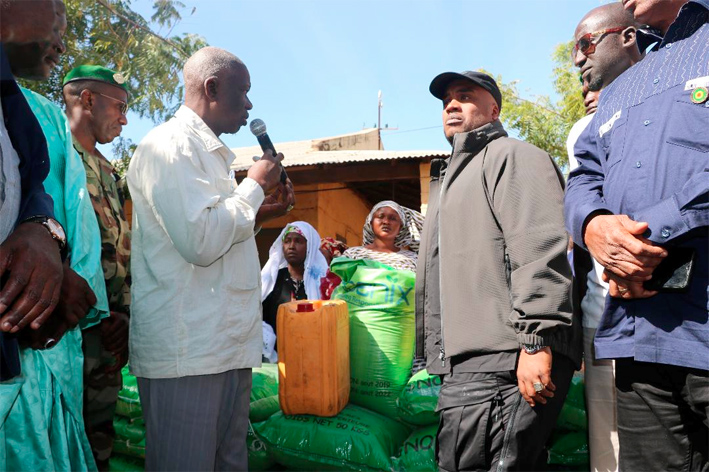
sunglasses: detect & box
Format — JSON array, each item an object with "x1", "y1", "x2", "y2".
[
  {"x1": 571, "y1": 27, "x2": 626, "y2": 61},
  {"x1": 93, "y1": 91, "x2": 128, "y2": 115}
]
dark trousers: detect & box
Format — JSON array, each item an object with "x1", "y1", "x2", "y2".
[
  {"x1": 435, "y1": 354, "x2": 575, "y2": 472},
  {"x1": 615, "y1": 359, "x2": 709, "y2": 472}
]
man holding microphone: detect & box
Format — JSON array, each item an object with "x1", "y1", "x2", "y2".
[{"x1": 127, "y1": 46, "x2": 293, "y2": 471}]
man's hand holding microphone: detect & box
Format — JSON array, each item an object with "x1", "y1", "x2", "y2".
[
  {"x1": 247, "y1": 149, "x2": 296, "y2": 225},
  {"x1": 247, "y1": 118, "x2": 296, "y2": 224}
]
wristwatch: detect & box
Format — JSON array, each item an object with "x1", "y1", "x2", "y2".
[
  {"x1": 25, "y1": 216, "x2": 68, "y2": 260},
  {"x1": 522, "y1": 344, "x2": 547, "y2": 355}
]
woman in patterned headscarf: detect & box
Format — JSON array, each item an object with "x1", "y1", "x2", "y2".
[{"x1": 343, "y1": 200, "x2": 424, "y2": 273}]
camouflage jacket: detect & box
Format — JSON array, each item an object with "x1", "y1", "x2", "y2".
[{"x1": 74, "y1": 139, "x2": 131, "y2": 313}]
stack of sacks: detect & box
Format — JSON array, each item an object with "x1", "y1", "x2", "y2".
[
  {"x1": 391, "y1": 369, "x2": 442, "y2": 471},
  {"x1": 252, "y1": 258, "x2": 418, "y2": 471},
  {"x1": 254, "y1": 404, "x2": 411, "y2": 471},
  {"x1": 547, "y1": 372, "x2": 589, "y2": 470},
  {"x1": 247, "y1": 364, "x2": 280, "y2": 471},
  {"x1": 109, "y1": 366, "x2": 145, "y2": 471}
]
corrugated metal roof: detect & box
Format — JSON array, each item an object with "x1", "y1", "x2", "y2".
[
  {"x1": 230, "y1": 148, "x2": 449, "y2": 172},
  {"x1": 230, "y1": 128, "x2": 449, "y2": 171}
]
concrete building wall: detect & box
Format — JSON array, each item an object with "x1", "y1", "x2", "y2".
[
  {"x1": 255, "y1": 182, "x2": 370, "y2": 264},
  {"x1": 316, "y1": 183, "x2": 371, "y2": 247},
  {"x1": 419, "y1": 161, "x2": 431, "y2": 215}
]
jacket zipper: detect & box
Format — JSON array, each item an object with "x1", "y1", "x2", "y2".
[{"x1": 437, "y1": 154, "x2": 450, "y2": 368}]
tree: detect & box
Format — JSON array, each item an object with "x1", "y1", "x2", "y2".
[
  {"x1": 19, "y1": 0, "x2": 208, "y2": 171},
  {"x1": 22, "y1": 0, "x2": 207, "y2": 122},
  {"x1": 490, "y1": 41, "x2": 584, "y2": 170}
]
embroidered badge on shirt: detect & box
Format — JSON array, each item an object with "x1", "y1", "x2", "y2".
[
  {"x1": 691, "y1": 87, "x2": 708, "y2": 104},
  {"x1": 685, "y1": 76, "x2": 709, "y2": 91},
  {"x1": 599, "y1": 110, "x2": 621, "y2": 138}
]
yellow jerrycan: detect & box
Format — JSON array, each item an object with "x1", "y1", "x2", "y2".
[{"x1": 277, "y1": 299, "x2": 350, "y2": 417}]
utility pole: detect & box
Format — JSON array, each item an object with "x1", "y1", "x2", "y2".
[
  {"x1": 377, "y1": 90, "x2": 383, "y2": 150},
  {"x1": 376, "y1": 90, "x2": 397, "y2": 150}
]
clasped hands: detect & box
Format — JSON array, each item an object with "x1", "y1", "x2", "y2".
[{"x1": 583, "y1": 214, "x2": 667, "y2": 299}]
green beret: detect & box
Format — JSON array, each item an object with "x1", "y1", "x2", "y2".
[{"x1": 62, "y1": 65, "x2": 129, "y2": 93}]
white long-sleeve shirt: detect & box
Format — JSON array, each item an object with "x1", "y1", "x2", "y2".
[
  {"x1": 127, "y1": 106, "x2": 265, "y2": 379},
  {"x1": 566, "y1": 113, "x2": 609, "y2": 329}
]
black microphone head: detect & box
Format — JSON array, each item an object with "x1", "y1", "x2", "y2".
[{"x1": 249, "y1": 119, "x2": 267, "y2": 137}]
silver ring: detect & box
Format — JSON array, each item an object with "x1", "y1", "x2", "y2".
[
  {"x1": 44, "y1": 338, "x2": 57, "y2": 349},
  {"x1": 287, "y1": 204, "x2": 294, "y2": 212},
  {"x1": 618, "y1": 287, "x2": 629, "y2": 294},
  {"x1": 533, "y1": 382, "x2": 544, "y2": 394}
]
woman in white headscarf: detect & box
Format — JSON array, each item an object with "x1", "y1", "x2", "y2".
[
  {"x1": 260, "y1": 222, "x2": 328, "y2": 352},
  {"x1": 343, "y1": 200, "x2": 424, "y2": 273}
]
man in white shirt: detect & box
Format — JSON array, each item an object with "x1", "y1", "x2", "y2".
[
  {"x1": 567, "y1": 5, "x2": 641, "y2": 472},
  {"x1": 127, "y1": 46, "x2": 292, "y2": 471}
]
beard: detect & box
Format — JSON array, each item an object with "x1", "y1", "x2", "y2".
[{"x1": 587, "y1": 73, "x2": 604, "y2": 93}]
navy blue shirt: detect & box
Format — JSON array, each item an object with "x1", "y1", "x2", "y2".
[
  {"x1": 565, "y1": 1, "x2": 709, "y2": 370},
  {"x1": 0, "y1": 44, "x2": 55, "y2": 380},
  {"x1": 0, "y1": 44, "x2": 54, "y2": 223}
]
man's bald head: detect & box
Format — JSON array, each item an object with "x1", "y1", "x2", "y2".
[
  {"x1": 574, "y1": 2, "x2": 642, "y2": 92},
  {"x1": 578, "y1": 3, "x2": 638, "y2": 32},
  {"x1": 183, "y1": 46, "x2": 245, "y2": 97},
  {"x1": 182, "y1": 47, "x2": 252, "y2": 136}
]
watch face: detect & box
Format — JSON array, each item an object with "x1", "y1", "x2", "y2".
[{"x1": 46, "y1": 218, "x2": 66, "y2": 241}]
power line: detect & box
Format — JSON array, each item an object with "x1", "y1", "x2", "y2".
[
  {"x1": 381, "y1": 91, "x2": 566, "y2": 138},
  {"x1": 384, "y1": 125, "x2": 441, "y2": 136}
]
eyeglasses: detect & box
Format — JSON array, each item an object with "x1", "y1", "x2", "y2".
[
  {"x1": 571, "y1": 27, "x2": 626, "y2": 61},
  {"x1": 93, "y1": 91, "x2": 128, "y2": 115}
]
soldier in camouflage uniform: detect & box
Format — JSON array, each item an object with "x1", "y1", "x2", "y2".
[{"x1": 62, "y1": 65, "x2": 131, "y2": 471}]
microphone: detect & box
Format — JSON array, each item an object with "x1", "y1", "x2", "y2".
[{"x1": 249, "y1": 119, "x2": 287, "y2": 183}]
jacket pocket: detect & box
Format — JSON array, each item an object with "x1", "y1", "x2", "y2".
[{"x1": 666, "y1": 98, "x2": 709, "y2": 153}]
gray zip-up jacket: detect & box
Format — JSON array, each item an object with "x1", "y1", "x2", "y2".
[{"x1": 415, "y1": 121, "x2": 582, "y2": 374}]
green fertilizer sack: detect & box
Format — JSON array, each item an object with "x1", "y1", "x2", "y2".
[
  {"x1": 254, "y1": 404, "x2": 411, "y2": 471},
  {"x1": 108, "y1": 454, "x2": 144, "y2": 472},
  {"x1": 114, "y1": 416, "x2": 146, "y2": 443},
  {"x1": 555, "y1": 372, "x2": 587, "y2": 431},
  {"x1": 331, "y1": 258, "x2": 416, "y2": 418},
  {"x1": 393, "y1": 425, "x2": 438, "y2": 472},
  {"x1": 116, "y1": 366, "x2": 143, "y2": 419},
  {"x1": 547, "y1": 431, "x2": 589, "y2": 469},
  {"x1": 397, "y1": 369, "x2": 441, "y2": 426},
  {"x1": 247, "y1": 422, "x2": 275, "y2": 471},
  {"x1": 113, "y1": 437, "x2": 146, "y2": 459},
  {"x1": 250, "y1": 363, "x2": 280, "y2": 422}
]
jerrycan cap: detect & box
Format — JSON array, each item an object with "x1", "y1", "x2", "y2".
[{"x1": 296, "y1": 302, "x2": 315, "y2": 312}]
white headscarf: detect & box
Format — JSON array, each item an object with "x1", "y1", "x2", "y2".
[{"x1": 261, "y1": 221, "x2": 328, "y2": 302}]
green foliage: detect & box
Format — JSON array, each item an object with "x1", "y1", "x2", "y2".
[
  {"x1": 20, "y1": 0, "x2": 208, "y2": 124},
  {"x1": 489, "y1": 40, "x2": 584, "y2": 170},
  {"x1": 111, "y1": 136, "x2": 136, "y2": 178}
]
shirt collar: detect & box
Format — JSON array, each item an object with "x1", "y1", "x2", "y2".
[
  {"x1": 661, "y1": 0, "x2": 709, "y2": 45},
  {"x1": 174, "y1": 106, "x2": 235, "y2": 164}
]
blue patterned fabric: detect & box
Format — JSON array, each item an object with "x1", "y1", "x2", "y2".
[{"x1": 565, "y1": 1, "x2": 709, "y2": 370}]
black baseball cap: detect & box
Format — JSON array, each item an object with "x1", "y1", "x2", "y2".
[{"x1": 429, "y1": 70, "x2": 503, "y2": 110}]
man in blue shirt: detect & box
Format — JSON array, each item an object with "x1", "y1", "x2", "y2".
[
  {"x1": 565, "y1": 0, "x2": 708, "y2": 469},
  {"x1": 0, "y1": 0, "x2": 66, "y2": 380}
]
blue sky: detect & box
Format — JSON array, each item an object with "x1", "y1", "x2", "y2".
[{"x1": 104, "y1": 0, "x2": 612, "y2": 158}]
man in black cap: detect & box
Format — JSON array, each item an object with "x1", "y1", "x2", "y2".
[{"x1": 415, "y1": 70, "x2": 581, "y2": 471}]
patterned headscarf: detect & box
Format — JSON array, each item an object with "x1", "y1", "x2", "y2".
[{"x1": 362, "y1": 200, "x2": 424, "y2": 252}]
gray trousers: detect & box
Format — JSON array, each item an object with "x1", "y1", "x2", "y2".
[{"x1": 137, "y1": 368, "x2": 252, "y2": 472}]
